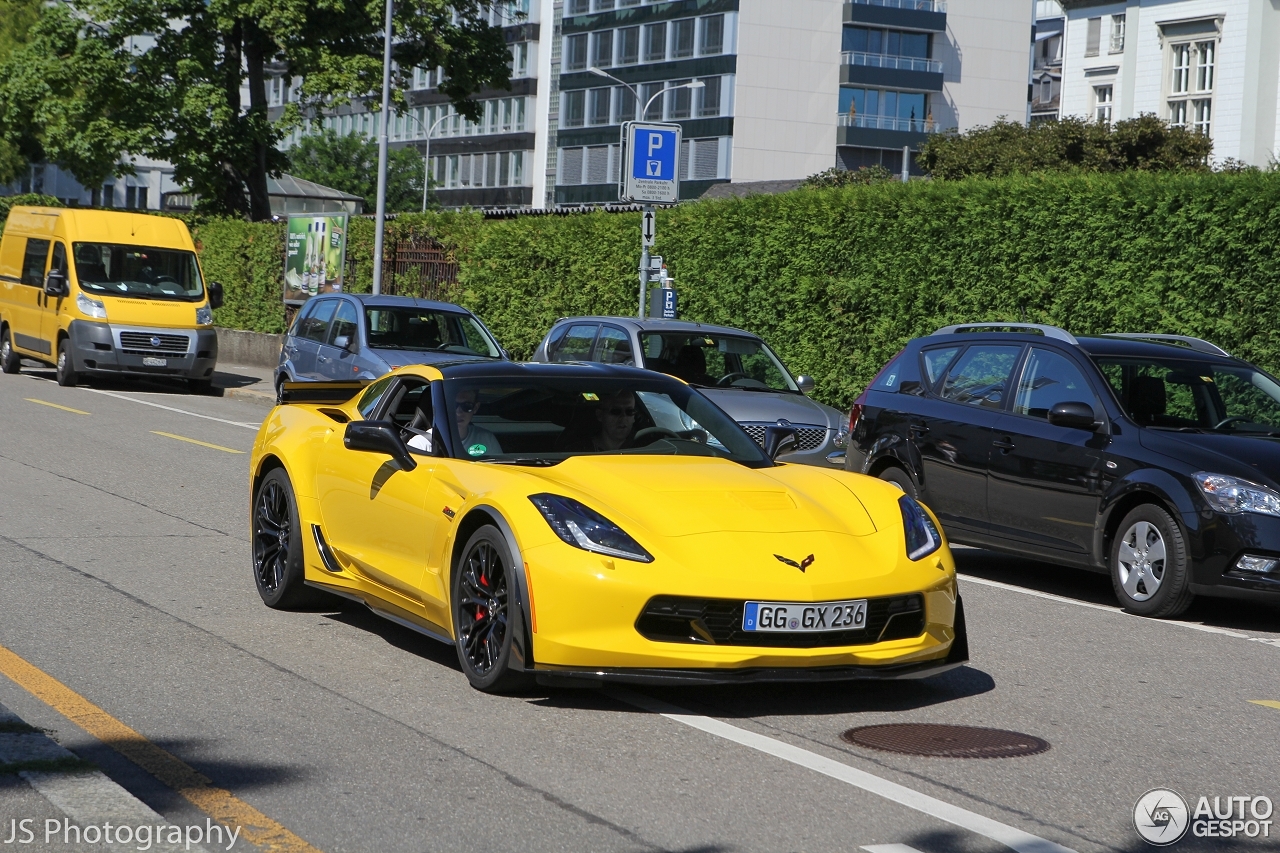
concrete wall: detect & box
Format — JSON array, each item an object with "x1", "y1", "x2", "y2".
[
  {"x1": 731, "y1": 0, "x2": 843, "y2": 182},
  {"x1": 935, "y1": 0, "x2": 1036, "y2": 131},
  {"x1": 215, "y1": 328, "x2": 283, "y2": 369}
]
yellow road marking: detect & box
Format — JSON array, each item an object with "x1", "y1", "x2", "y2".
[
  {"x1": 0, "y1": 643, "x2": 323, "y2": 853},
  {"x1": 1249, "y1": 700, "x2": 1280, "y2": 711},
  {"x1": 25, "y1": 398, "x2": 89, "y2": 415},
  {"x1": 151, "y1": 431, "x2": 244, "y2": 454}
]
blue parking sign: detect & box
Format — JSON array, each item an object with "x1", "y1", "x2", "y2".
[{"x1": 622, "y1": 122, "x2": 682, "y2": 203}]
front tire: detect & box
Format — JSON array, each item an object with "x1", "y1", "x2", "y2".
[
  {"x1": 451, "y1": 525, "x2": 531, "y2": 693},
  {"x1": 0, "y1": 328, "x2": 19, "y2": 374},
  {"x1": 1110, "y1": 504, "x2": 1193, "y2": 618},
  {"x1": 877, "y1": 465, "x2": 918, "y2": 499},
  {"x1": 56, "y1": 338, "x2": 77, "y2": 387},
  {"x1": 252, "y1": 468, "x2": 322, "y2": 609}
]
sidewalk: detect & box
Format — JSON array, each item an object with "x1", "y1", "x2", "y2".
[{"x1": 210, "y1": 364, "x2": 277, "y2": 407}]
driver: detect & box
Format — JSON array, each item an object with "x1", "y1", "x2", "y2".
[
  {"x1": 592, "y1": 390, "x2": 638, "y2": 451},
  {"x1": 456, "y1": 389, "x2": 502, "y2": 457}
]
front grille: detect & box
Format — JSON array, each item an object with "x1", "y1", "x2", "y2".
[
  {"x1": 741, "y1": 423, "x2": 829, "y2": 452},
  {"x1": 119, "y1": 331, "x2": 190, "y2": 356},
  {"x1": 636, "y1": 593, "x2": 925, "y2": 648}
]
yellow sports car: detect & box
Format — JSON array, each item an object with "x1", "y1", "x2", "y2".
[{"x1": 249, "y1": 362, "x2": 967, "y2": 692}]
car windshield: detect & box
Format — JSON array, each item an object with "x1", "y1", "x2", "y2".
[
  {"x1": 1094, "y1": 356, "x2": 1280, "y2": 433},
  {"x1": 73, "y1": 243, "x2": 204, "y2": 301},
  {"x1": 638, "y1": 332, "x2": 798, "y2": 391},
  {"x1": 365, "y1": 307, "x2": 500, "y2": 358},
  {"x1": 440, "y1": 375, "x2": 770, "y2": 467}
]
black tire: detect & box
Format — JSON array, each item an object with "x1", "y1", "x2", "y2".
[
  {"x1": 1110, "y1": 504, "x2": 1194, "y2": 618},
  {"x1": 451, "y1": 524, "x2": 532, "y2": 693},
  {"x1": 0, "y1": 328, "x2": 19, "y2": 374},
  {"x1": 56, "y1": 338, "x2": 77, "y2": 387},
  {"x1": 877, "y1": 465, "x2": 918, "y2": 499},
  {"x1": 251, "y1": 468, "x2": 323, "y2": 609}
]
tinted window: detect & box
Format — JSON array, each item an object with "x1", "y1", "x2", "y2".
[
  {"x1": 922, "y1": 346, "x2": 960, "y2": 386},
  {"x1": 21, "y1": 238, "x2": 50, "y2": 286},
  {"x1": 596, "y1": 326, "x2": 634, "y2": 365},
  {"x1": 1096, "y1": 357, "x2": 1280, "y2": 431},
  {"x1": 638, "y1": 332, "x2": 797, "y2": 391},
  {"x1": 301, "y1": 299, "x2": 338, "y2": 343},
  {"x1": 364, "y1": 307, "x2": 499, "y2": 357},
  {"x1": 939, "y1": 345, "x2": 1021, "y2": 409},
  {"x1": 1013, "y1": 348, "x2": 1097, "y2": 419},
  {"x1": 328, "y1": 301, "x2": 358, "y2": 346},
  {"x1": 551, "y1": 324, "x2": 599, "y2": 362},
  {"x1": 358, "y1": 375, "x2": 396, "y2": 419},
  {"x1": 874, "y1": 353, "x2": 905, "y2": 391}
]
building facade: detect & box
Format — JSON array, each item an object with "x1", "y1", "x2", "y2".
[
  {"x1": 1059, "y1": 0, "x2": 1280, "y2": 166},
  {"x1": 1031, "y1": 0, "x2": 1065, "y2": 122}
]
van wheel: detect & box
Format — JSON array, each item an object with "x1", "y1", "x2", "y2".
[
  {"x1": 56, "y1": 339, "x2": 77, "y2": 387},
  {"x1": 0, "y1": 329, "x2": 19, "y2": 374},
  {"x1": 1110, "y1": 504, "x2": 1194, "y2": 618}
]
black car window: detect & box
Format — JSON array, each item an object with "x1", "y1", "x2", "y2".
[
  {"x1": 328, "y1": 301, "x2": 358, "y2": 346},
  {"x1": 939, "y1": 345, "x2": 1021, "y2": 409},
  {"x1": 21, "y1": 238, "x2": 50, "y2": 286},
  {"x1": 1096, "y1": 357, "x2": 1280, "y2": 431},
  {"x1": 1013, "y1": 347, "x2": 1098, "y2": 419},
  {"x1": 551, "y1": 324, "x2": 599, "y2": 362},
  {"x1": 921, "y1": 346, "x2": 961, "y2": 387},
  {"x1": 300, "y1": 299, "x2": 337, "y2": 343},
  {"x1": 596, "y1": 325, "x2": 634, "y2": 365}
]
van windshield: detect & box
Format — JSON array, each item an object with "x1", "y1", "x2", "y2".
[{"x1": 73, "y1": 243, "x2": 204, "y2": 301}]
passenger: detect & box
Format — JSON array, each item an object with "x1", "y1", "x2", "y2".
[
  {"x1": 456, "y1": 389, "x2": 502, "y2": 456},
  {"x1": 592, "y1": 390, "x2": 638, "y2": 451}
]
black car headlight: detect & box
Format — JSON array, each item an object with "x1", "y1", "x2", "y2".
[
  {"x1": 899, "y1": 495, "x2": 943, "y2": 561},
  {"x1": 1194, "y1": 472, "x2": 1280, "y2": 517},
  {"x1": 529, "y1": 494, "x2": 654, "y2": 563}
]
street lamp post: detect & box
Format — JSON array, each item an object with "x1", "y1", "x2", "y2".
[
  {"x1": 405, "y1": 110, "x2": 456, "y2": 212},
  {"x1": 588, "y1": 67, "x2": 703, "y2": 123},
  {"x1": 371, "y1": 0, "x2": 394, "y2": 295}
]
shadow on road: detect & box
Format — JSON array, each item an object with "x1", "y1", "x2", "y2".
[
  {"x1": 18, "y1": 364, "x2": 228, "y2": 397},
  {"x1": 321, "y1": 601, "x2": 463, "y2": 673}
]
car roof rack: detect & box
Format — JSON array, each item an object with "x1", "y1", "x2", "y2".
[
  {"x1": 1099, "y1": 333, "x2": 1230, "y2": 357},
  {"x1": 930, "y1": 323, "x2": 1079, "y2": 345}
]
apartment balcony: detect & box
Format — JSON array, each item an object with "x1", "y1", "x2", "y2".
[
  {"x1": 841, "y1": 51, "x2": 944, "y2": 91},
  {"x1": 844, "y1": 0, "x2": 945, "y2": 32},
  {"x1": 837, "y1": 112, "x2": 947, "y2": 149}
]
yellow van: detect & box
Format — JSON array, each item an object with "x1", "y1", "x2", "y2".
[{"x1": 0, "y1": 207, "x2": 223, "y2": 391}]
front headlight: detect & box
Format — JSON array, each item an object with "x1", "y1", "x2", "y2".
[
  {"x1": 77, "y1": 292, "x2": 107, "y2": 319},
  {"x1": 900, "y1": 495, "x2": 943, "y2": 561},
  {"x1": 529, "y1": 493, "x2": 654, "y2": 563},
  {"x1": 196, "y1": 305, "x2": 213, "y2": 326},
  {"x1": 833, "y1": 425, "x2": 850, "y2": 450},
  {"x1": 1194, "y1": 472, "x2": 1280, "y2": 517}
]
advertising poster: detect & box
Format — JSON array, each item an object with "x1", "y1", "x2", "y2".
[{"x1": 284, "y1": 213, "x2": 348, "y2": 304}]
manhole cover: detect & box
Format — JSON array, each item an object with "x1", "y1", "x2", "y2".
[{"x1": 840, "y1": 724, "x2": 1049, "y2": 758}]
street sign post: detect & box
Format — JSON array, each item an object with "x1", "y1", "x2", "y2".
[{"x1": 620, "y1": 121, "x2": 682, "y2": 316}]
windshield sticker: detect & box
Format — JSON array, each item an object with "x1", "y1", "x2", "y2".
[
  {"x1": 582, "y1": 392, "x2": 599, "y2": 401},
  {"x1": 468, "y1": 443, "x2": 487, "y2": 456}
]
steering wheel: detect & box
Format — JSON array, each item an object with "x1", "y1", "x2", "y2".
[
  {"x1": 1213, "y1": 415, "x2": 1250, "y2": 430},
  {"x1": 633, "y1": 427, "x2": 679, "y2": 445},
  {"x1": 717, "y1": 372, "x2": 750, "y2": 387}
]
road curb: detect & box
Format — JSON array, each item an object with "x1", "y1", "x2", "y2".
[{"x1": 219, "y1": 386, "x2": 276, "y2": 408}]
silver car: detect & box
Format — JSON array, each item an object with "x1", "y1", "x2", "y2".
[
  {"x1": 530, "y1": 317, "x2": 848, "y2": 466},
  {"x1": 276, "y1": 294, "x2": 507, "y2": 395}
]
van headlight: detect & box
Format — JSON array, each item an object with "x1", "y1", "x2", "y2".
[
  {"x1": 529, "y1": 494, "x2": 654, "y2": 563},
  {"x1": 900, "y1": 495, "x2": 943, "y2": 560},
  {"x1": 196, "y1": 305, "x2": 213, "y2": 326},
  {"x1": 77, "y1": 292, "x2": 107, "y2": 319}
]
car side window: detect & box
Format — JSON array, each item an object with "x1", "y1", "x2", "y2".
[
  {"x1": 551, "y1": 324, "x2": 599, "y2": 362},
  {"x1": 357, "y1": 375, "x2": 395, "y2": 419},
  {"x1": 921, "y1": 346, "x2": 961, "y2": 388},
  {"x1": 596, "y1": 325, "x2": 634, "y2": 365},
  {"x1": 1013, "y1": 348, "x2": 1098, "y2": 419},
  {"x1": 301, "y1": 299, "x2": 337, "y2": 343},
  {"x1": 289, "y1": 301, "x2": 313, "y2": 336},
  {"x1": 939, "y1": 345, "x2": 1021, "y2": 409},
  {"x1": 328, "y1": 301, "x2": 358, "y2": 347},
  {"x1": 20, "y1": 238, "x2": 50, "y2": 286}
]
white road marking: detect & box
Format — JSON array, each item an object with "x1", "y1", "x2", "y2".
[
  {"x1": 956, "y1": 574, "x2": 1264, "y2": 641},
  {"x1": 79, "y1": 387, "x2": 260, "y2": 430},
  {"x1": 612, "y1": 690, "x2": 1079, "y2": 853},
  {"x1": 862, "y1": 845, "x2": 927, "y2": 853}
]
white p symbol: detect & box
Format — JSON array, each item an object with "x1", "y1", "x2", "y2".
[{"x1": 647, "y1": 133, "x2": 664, "y2": 157}]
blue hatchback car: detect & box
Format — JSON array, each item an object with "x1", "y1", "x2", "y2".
[{"x1": 275, "y1": 294, "x2": 507, "y2": 395}]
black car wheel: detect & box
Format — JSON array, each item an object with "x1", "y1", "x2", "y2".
[
  {"x1": 56, "y1": 338, "x2": 77, "y2": 387},
  {"x1": 0, "y1": 328, "x2": 19, "y2": 374},
  {"x1": 1110, "y1": 504, "x2": 1193, "y2": 618},
  {"x1": 452, "y1": 525, "x2": 531, "y2": 693},
  {"x1": 877, "y1": 466, "x2": 918, "y2": 499},
  {"x1": 252, "y1": 468, "x2": 322, "y2": 609}
]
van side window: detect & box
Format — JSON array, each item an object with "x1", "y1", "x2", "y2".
[
  {"x1": 21, "y1": 239, "x2": 50, "y2": 286},
  {"x1": 51, "y1": 243, "x2": 68, "y2": 275}
]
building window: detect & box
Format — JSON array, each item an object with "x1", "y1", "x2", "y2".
[
  {"x1": 1195, "y1": 40, "x2": 1215, "y2": 91},
  {"x1": 838, "y1": 88, "x2": 929, "y2": 131},
  {"x1": 432, "y1": 151, "x2": 528, "y2": 190},
  {"x1": 669, "y1": 78, "x2": 692, "y2": 119},
  {"x1": 672, "y1": 19, "x2": 695, "y2": 58},
  {"x1": 1109, "y1": 14, "x2": 1125, "y2": 52},
  {"x1": 592, "y1": 0, "x2": 614, "y2": 9},
  {"x1": 615, "y1": 85, "x2": 637, "y2": 123},
  {"x1": 562, "y1": 90, "x2": 585, "y2": 127},
  {"x1": 618, "y1": 27, "x2": 640, "y2": 65},
  {"x1": 699, "y1": 15, "x2": 724, "y2": 55},
  {"x1": 591, "y1": 31, "x2": 613, "y2": 68},
  {"x1": 560, "y1": 147, "x2": 584, "y2": 185},
  {"x1": 1168, "y1": 40, "x2": 1214, "y2": 133},
  {"x1": 641, "y1": 81, "x2": 664, "y2": 120},
  {"x1": 1093, "y1": 85, "x2": 1112, "y2": 123},
  {"x1": 588, "y1": 87, "x2": 611, "y2": 125},
  {"x1": 1170, "y1": 43, "x2": 1190, "y2": 94},
  {"x1": 1193, "y1": 99, "x2": 1212, "y2": 135},
  {"x1": 1084, "y1": 17, "x2": 1101, "y2": 57},
  {"x1": 566, "y1": 0, "x2": 588, "y2": 14},
  {"x1": 698, "y1": 76, "x2": 722, "y2": 117},
  {"x1": 585, "y1": 145, "x2": 612, "y2": 183},
  {"x1": 1168, "y1": 99, "x2": 1187, "y2": 128},
  {"x1": 509, "y1": 43, "x2": 529, "y2": 78},
  {"x1": 843, "y1": 26, "x2": 929, "y2": 58},
  {"x1": 644, "y1": 22, "x2": 667, "y2": 62},
  {"x1": 564, "y1": 34, "x2": 588, "y2": 71}
]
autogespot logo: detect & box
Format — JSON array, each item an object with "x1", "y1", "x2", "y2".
[{"x1": 1134, "y1": 788, "x2": 1190, "y2": 846}]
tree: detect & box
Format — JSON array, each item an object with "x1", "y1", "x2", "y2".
[
  {"x1": 802, "y1": 165, "x2": 894, "y2": 189},
  {"x1": 918, "y1": 115, "x2": 1214, "y2": 180},
  {"x1": 0, "y1": 0, "x2": 513, "y2": 219},
  {"x1": 0, "y1": 0, "x2": 70, "y2": 184},
  {"x1": 288, "y1": 130, "x2": 428, "y2": 212}
]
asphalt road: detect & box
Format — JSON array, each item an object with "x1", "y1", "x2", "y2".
[{"x1": 0, "y1": 363, "x2": 1278, "y2": 853}]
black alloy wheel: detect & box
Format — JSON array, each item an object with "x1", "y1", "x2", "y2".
[
  {"x1": 0, "y1": 328, "x2": 19, "y2": 374},
  {"x1": 452, "y1": 525, "x2": 530, "y2": 692},
  {"x1": 252, "y1": 468, "x2": 320, "y2": 609}
]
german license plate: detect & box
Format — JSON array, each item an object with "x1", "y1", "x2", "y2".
[
  {"x1": 142, "y1": 357, "x2": 167, "y2": 367},
  {"x1": 743, "y1": 599, "x2": 868, "y2": 633}
]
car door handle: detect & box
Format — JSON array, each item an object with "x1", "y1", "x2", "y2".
[
  {"x1": 318, "y1": 355, "x2": 330, "y2": 364},
  {"x1": 993, "y1": 437, "x2": 1016, "y2": 451}
]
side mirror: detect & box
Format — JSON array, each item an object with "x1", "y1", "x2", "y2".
[
  {"x1": 343, "y1": 420, "x2": 417, "y2": 471},
  {"x1": 763, "y1": 425, "x2": 799, "y2": 460},
  {"x1": 1048, "y1": 401, "x2": 1099, "y2": 431},
  {"x1": 795, "y1": 375, "x2": 816, "y2": 394},
  {"x1": 44, "y1": 269, "x2": 68, "y2": 297},
  {"x1": 207, "y1": 281, "x2": 225, "y2": 310}
]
